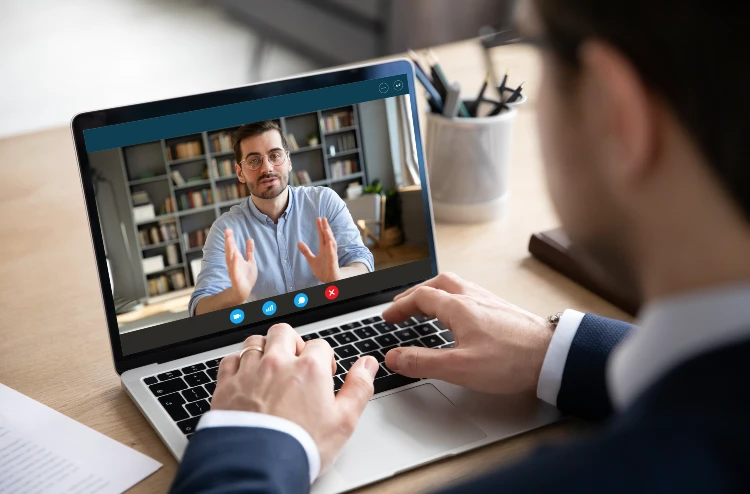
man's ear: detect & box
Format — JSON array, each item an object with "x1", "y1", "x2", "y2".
[
  {"x1": 579, "y1": 40, "x2": 656, "y2": 185},
  {"x1": 235, "y1": 163, "x2": 245, "y2": 183}
]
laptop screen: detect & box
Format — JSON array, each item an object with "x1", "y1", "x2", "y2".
[{"x1": 80, "y1": 69, "x2": 434, "y2": 357}]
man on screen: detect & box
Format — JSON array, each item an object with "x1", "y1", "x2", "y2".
[{"x1": 189, "y1": 120, "x2": 373, "y2": 316}]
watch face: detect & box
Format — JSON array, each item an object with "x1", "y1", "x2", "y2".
[{"x1": 547, "y1": 312, "x2": 563, "y2": 327}]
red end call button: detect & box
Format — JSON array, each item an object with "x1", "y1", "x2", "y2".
[{"x1": 325, "y1": 285, "x2": 339, "y2": 300}]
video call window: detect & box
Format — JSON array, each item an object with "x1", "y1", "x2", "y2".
[{"x1": 88, "y1": 94, "x2": 431, "y2": 340}]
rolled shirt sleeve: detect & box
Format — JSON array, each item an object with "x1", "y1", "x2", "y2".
[{"x1": 324, "y1": 190, "x2": 375, "y2": 273}]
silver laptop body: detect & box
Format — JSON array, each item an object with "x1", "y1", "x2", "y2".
[{"x1": 72, "y1": 60, "x2": 560, "y2": 494}]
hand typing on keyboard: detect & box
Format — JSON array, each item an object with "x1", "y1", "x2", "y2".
[
  {"x1": 211, "y1": 324, "x2": 380, "y2": 471},
  {"x1": 381, "y1": 272, "x2": 555, "y2": 395}
]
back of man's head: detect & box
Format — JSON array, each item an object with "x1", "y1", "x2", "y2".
[{"x1": 533, "y1": 0, "x2": 750, "y2": 222}]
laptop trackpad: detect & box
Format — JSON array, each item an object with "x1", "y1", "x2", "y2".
[{"x1": 333, "y1": 383, "x2": 487, "y2": 481}]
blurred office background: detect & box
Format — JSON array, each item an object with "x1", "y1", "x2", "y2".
[{"x1": 0, "y1": 0, "x2": 513, "y2": 139}]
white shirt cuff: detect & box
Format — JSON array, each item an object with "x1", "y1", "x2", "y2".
[
  {"x1": 197, "y1": 410, "x2": 321, "y2": 484},
  {"x1": 536, "y1": 309, "x2": 585, "y2": 406}
]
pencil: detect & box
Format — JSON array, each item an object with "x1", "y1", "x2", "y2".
[
  {"x1": 471, "y1": 72, "x2": 490, "y2": 117},
  {"x1": 506, "y1": 82, "x2": 525, "y2": 104},
  {"x1": 498, "y1": 69, "x2": 509, "y2": 100},
  {"x1": 407, "y1": 49, "x2": 432, "y2": 84},
  {"x1": 488, "y1": 102, "x2": 509, "y2": 117},
  {"x1": 412, "y1": 60, "x2": 444, "y2": 113}
]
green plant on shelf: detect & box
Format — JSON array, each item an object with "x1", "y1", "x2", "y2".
[{"x1": 363, "y1": 180, "x2": 401, "y2": 229}]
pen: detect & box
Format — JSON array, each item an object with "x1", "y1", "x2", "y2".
[
  {"x1": 428, "y1": 50, "x2": 471, "y2": 118},
  {"x1": 407, "y1": 49, "x2": 432, "y2": 84},
  {"x1": 498, "y1": 69, "x2": 509, "y2": 100},
  {"x1": 470, "y1": 72, "x2": 490, "y2": 117},
  {"x1": 428, "y1": 64, "x2": 448, "y2": 100},
  {"x1": 487, "y1": 102, "x2": 509, "y2": 117},
  {"x1": 442, "y1": 83, "x2": 462, "y2": 118},
  {"x1": 412, "y1": 59, "x2": 444, "y2": 113},
  {"x1": 506, "y1": 82, "x2": 525, "y2": 104}
]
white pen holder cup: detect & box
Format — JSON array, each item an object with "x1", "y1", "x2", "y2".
[{"x1": 424, "y1": 104, "x2": 517, "y2": 223}]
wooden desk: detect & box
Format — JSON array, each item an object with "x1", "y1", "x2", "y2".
[{"x1": 0, "y1": 39, "x2": 630, "y2": 493}]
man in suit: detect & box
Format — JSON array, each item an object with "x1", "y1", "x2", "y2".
[{"x1": 172, "y1": 0, "x2": 750, "y2": 492}]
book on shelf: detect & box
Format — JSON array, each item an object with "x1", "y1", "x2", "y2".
[
  {"x1": 171, "y1": 170, "x2": 186, "y2": 186},
  {"x1": 210, "y1": 131, "x2": 234, "y2": 153},
  {"x1": 131, "y1": 190, "x2": 151, "y2": 206},
  {"x1": 139, "y1": 219, "x2": 178, "y2": 246},
  {"x1": 210, "y1": 157, "x2": 235, "y2": 178},
  {"x1": 328, "y1": 133, "x2": 356, "y2": 156},
  {"x1": 320, "y1": 111, "x2": 354, "y2": 132},
  {"x1": 147, "y1": 270, "x2": 187, "y2": 296},
  {"x1": 162, "y1": 197, "x2": 176, "y2": 214},
  {"x1": 216, "y1": 183, "x2": 249, "y2": 202},
  {"x1": 183, "y1": 227, "x2": 211, "y2": 249},
  {"x1": 167, "y1": 140, "x2": 202, "y2": 160},
  {"x1": 295, "y1": 170, "x2": 312, "y2": 185},
  {"x1": 178, "y1": 188, "x2": 214, "y2": 210},
  {"x1": 166, "y1": 244, "x2": 179, "y2": 266},
  {"x1": 329, "y1": 159, "x2": 358, "y2": 179},
  {"x1": 288, "y1": 134, "x2": 300, "y2": 151}
]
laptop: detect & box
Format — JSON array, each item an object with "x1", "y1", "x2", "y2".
[{"x1": 71, "y1": 59, "x2": 560, "y2": 493}]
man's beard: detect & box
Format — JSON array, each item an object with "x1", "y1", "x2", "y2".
[{"x1": 247, "y1": 170, "x2": 288, "y2": 199}]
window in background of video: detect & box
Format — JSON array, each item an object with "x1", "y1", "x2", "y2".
[{"x1": 87, "y1": 94, "x2": 430, "y2": 334}]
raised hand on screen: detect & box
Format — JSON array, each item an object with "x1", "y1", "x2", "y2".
[
  {"x1": 298, "y1": 217, "x2": 341, "y2": 283},
  {"x1": 225, "y1": 228, "x2": 258, "y2": 302}
]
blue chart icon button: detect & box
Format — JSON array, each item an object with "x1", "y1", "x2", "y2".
[
  {"x1": 294, "y1": 293, "x2": 309, "y2": 308},
  {"x1": 229, "y1": 309, "x2": 245, "y2": 324},
  {"x1": 262, "y1": 301, "x2": 277, "y2": 316}
]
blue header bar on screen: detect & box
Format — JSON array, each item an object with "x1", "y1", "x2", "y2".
[{"x1": 83, "y1": 75, "x2": 409, "y2": 153}]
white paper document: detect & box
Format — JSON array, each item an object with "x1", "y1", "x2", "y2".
[{"x1": 0, "y1": 384, "x2": 161, "y2": 494}]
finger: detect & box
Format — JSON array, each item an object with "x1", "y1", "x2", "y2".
[
  {"x1": 264, "y1": 323, "x2": 305, "y2": 359},
  {"x1": 323, "y1": 217, "x2": 336, "y2": 248},
  {"x1": 224, "y1": 228, "x2": 235, "y2": 264},
  {"x1": 245, "y1": 237, "x2": 255, "y2": 262},
  {"x1": 237, "y1": 334, "x2": 266, "y2": 372},
  {"x1": 299, "y1": 339, "x2": 337, "y2": 376},
  {"x1": 217, "y1": 353, "x2": 240, "y2": 381},
  {"x1": 317, "y1": 217, "x2": 327, "y2": 247},
  {"x1": 383, "y1": 285, "x2": 457, "y2": 325},
  {"x1": 297, "y1": 241, "x2": 315, "y2": 262},
  {"x1": 393, "y1": 272, "x2": 470, "y2": 302},
  {"x1": 336, "y1": 356, "x2": 378, "y2": 427},
  {"x1": 383, "y1": 346, "x2": 461, "y2": 380}
]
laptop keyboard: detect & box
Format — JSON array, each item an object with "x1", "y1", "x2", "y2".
[{"x1": 142, "y1": 315, "x2": 454, "y2": 439}]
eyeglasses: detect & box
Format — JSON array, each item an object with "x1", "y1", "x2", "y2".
[{"x1": 239, "y1": 149, "x2": 288, "y2": 171}]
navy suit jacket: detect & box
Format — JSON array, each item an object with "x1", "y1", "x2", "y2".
[{"x1": 171, "y1": 314, "x2": 750, "y2": 493}]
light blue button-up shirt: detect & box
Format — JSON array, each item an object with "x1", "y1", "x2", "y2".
[{"x1": 188, "y1": 186, "x2": 374, "y2": 316}]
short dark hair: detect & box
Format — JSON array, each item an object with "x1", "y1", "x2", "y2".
[
  {"x1": 533, "y1": 0, "x2": 750, "y2": 221},
  {"x1": 232, "y1": 120, "x2": 288, "y2": 164}
]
